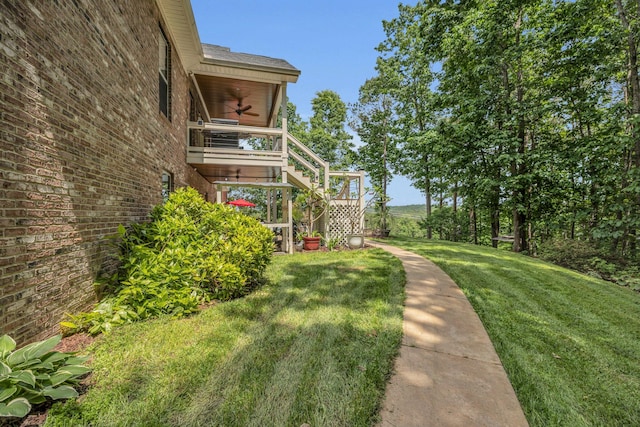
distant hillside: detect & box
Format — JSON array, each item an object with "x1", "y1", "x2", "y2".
[
  {"x1": 389, "y1": 204, "x2": 426, "y2": 219},
  {"x1": 365, "y1": 204, "x2": 428, "y2": 219}
]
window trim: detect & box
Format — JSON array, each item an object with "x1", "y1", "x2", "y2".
[
  {"x1": 161, "y1": 171, "x2": 174, "y2": 202},
  {"x1": 159, "y1": 26, "x2": 171, "y2": 119}
]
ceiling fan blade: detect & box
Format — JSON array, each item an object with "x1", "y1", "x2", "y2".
[
  {"x1": 239, "y1": 104, "x2": 253, "y2": 112},
  {"x1": 243, "y1": 111, "x2": 260, "y2": 116}
]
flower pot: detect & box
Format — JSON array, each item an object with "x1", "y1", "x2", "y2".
[
  {"x1": 302, "y1": 236, "x2": 321, "y2": 251},
  {"x1": 346, "y1": 234, "x2": 364, "y2": 249}
]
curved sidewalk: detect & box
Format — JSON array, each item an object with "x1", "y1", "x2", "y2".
[{"x1": 371, "y1": 242, "x2": 529, "y2": 427}]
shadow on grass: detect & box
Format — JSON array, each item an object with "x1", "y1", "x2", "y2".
[
  {"x1": 382, "y1": 237, "x2": 640, "y2": 427},
  {"x1": 47, "y1": 249, "x2": 406, "y2": 427}
]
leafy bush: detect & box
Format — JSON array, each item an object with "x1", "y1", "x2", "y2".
[
  {"x1": 617, "y1": 268, "x2": 640, "y2": 291},
  {"x1": 0, "y1": 335, "x2": 90, "y2": 418},
  {"x1": 417, "y1": 207, "x2": 468, "y2": 242},
  {"x1": 539, "y1": 239, "x2": 640, "y2": 291},
  {"x1": 63, "y1": 187, "x2": 274, "y2": 335},
  {"x1": 538, "y1": 238, "x2": 600, "y2": 270}
]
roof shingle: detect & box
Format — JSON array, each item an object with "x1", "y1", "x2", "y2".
[{"x1": 202, "y1": 44, "x2": 299, "y2": 75}]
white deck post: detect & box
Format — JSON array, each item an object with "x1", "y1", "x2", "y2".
[
  {"x1": 266, "y1": 189, "x2": 272, "y2": 223},
  {"x1": 281, "y1": 84, "x2": 288, "y2": 184},
  {"x1": 215, "y1": 185, "x2": 222, "y2": 204},
  {"x1": 287, "y1": 187, "x2": 293, "y2": 253},
  {"x1": 280, "y1": 85, "x2": 294, "y2": 253}
]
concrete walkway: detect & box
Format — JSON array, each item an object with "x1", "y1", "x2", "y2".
[{"x1": 370, "y1": 242, "x2": 529, "y2": 427}]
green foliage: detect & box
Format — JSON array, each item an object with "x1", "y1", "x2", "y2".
[
  {"x1": 308, "y1": 90, "x2": 355, "y2": 169},
  {"x1": 323, "y1": 235, "x2": 340, "y2": 251},
  {"x1": 294, "y1": 186, "x2": 330, "y2": 235},
  {"x1": 618, "y1": 268, "x2": 640, "y2": 291},
  {"x1": 300, "y1": 230, "x2": 322, "y2": 238},
  {"x1": 0, "y1": 334, "x2": 90, "y2": 418},
  {"x1": 370, "y1": 0, "x2": 640, "y2": 257},
  {"x1": 350, "y1": 77, "x2": 397, "y2": 226},
  {"x1": 538, "y1": 239, "x2": 601, "y2": 271},
  {"x1": 539, "y1": 239, "x2": 640, "y2": 291},
  {"x1": 63, "y1": 187, "x2": 273, "y2": 335},
  {"x1": 418, "y1": 207, "x2": 469, "y2": 242},
  {"x1": 389, "y1": 216, "x2": 421, "y2": 238}
]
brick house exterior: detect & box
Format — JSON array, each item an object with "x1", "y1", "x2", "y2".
[
  {"x1": 1, "y1": 1, "x2": 213, "y2": 344},
  {"x1": 1, "y1": 0, "x2": 365, "y2": 345}
]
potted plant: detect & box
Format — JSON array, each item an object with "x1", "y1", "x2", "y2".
[
  {"x1": 343, "y1": 199, "x2": 366, "y2": 248},
  {"x1": 301, "y1": 230, "x2": 323, "y2": 250},
  {"x1": 295, "y1": 186, "x2": 329, "y2": 251}
]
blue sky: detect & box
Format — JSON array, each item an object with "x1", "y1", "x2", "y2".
[{"x1": 190, "y1": 0, "x2": 423, "y2": 206}]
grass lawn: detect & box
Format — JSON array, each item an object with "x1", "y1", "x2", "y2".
[
  {"x1": 45, "y1": 249, "x2": 405, "y2": 427},
  {"x1": 386, "y1": 236, "x2": 640, "y2": 427}
]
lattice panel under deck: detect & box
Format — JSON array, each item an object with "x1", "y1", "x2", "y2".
[{"x1": 329, "y1": 205, "x2": 362, "y2": 245}]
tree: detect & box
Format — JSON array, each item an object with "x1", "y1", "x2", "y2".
[
  {"x1": 375, "y1": 3, "x2": 442, "y2": 237},
  {"x1": 358, "y1": 0, "x2": 640, "y2": 260},
  {"x1": 613, "y1": 0, "x2": 640, "y2": 256},
  {"x1": 278, "y1": 101, "x2": 309, "y2": 142},
  {"x1": 308, "y1": 90, "x2": 355, "y2": 169},
  {"x1": 350, "y1": 77, "x2": 397, "y2": 230}
]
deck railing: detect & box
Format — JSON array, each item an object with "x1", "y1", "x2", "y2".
[
  {"x1": 187, "y1": 121, "x2": 329, "y2": 189},
  {"x1": 186, "y1": 121, "x2": 367, "y2": 245}
]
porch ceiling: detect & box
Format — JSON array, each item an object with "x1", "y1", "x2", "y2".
[
  {"x1": 191, "y1": 163, "x2": 281, "y2": 184},
  {"x1": 194, "y1": 75, "x2": 278, "y2": 127}
]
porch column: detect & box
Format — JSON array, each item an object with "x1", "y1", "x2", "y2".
[
  {"x1": 281, "y1": 84, "x2": 288, "y2": 184},
  {"x1": 215, "y1": 185, "x2": 223, "y2": 204},
  {"x1": 266, "y1": 189, "x2": 272, "y2": 223},
  {"x1": 286, "y1": 187, "x2": 294, "y2": 254}
]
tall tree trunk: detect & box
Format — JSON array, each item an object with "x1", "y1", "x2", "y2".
[
  {"x1": 438, "y1": 177, "x2": 444, "y2": 239},
  {"x1": 490, "y1": 186, "x2": 501, "y2": 248},
  {"x1": 616, "y1": 0, "x2": 640, "y2": 256},
  {"x1": 453, "y1": 184, "x2": 458, "y2": 242},
  {"x1": 469, "y1": 206, "x2": 478, "y2": 245},
  {"x1": 424, "y1": 155, "x2": 432, "y2": 239},
  {"x1": 382, "y1": 133, "x2": 389, "y2": 231},
  {"x1": 512, "y1": 9, "x2": 528, "y2": 253},
  {"x1": 453, "y1": 184, "x2": 458, "y2": 212}
]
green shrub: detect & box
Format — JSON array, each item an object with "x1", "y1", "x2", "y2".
[
  {"x1": 539, "y1": 239, "x2": 640, "y2": 291},
  {"x1": 0, "y1": 335, "x2": 90, "y2": 419},
  {"x1": 538, "y1": 238, "x2": 600, "y2": 270},
  {"x1": 63, "y1": 187, "x2": 274, "y2": 335}
]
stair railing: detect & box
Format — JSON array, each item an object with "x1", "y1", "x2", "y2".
[{"x1": 286, "y1": 132, "x2": 330, "y2": 190}]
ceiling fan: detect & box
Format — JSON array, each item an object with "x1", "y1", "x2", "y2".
[{"x1": 227, "y1": 98, "x2": 259, "y2": 117}]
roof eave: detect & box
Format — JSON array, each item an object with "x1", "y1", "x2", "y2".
[
  {"x1": 156, "y1": 0, "x2": 204, "y2": 70},
  {"x1": 201, "y1": 58, "x2": 300, "y2": 82}
]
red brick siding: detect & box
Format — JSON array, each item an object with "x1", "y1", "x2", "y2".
[{"x1": 0, "y1": 0, "x2": 212, "y2": 344}]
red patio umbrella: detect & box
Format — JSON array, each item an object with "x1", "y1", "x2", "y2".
[{"x1": 227, "y1": 199, "x2": 256, "y2": 207}]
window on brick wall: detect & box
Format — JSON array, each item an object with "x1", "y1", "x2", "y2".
[
  {"x1": 159, "y1": 27, "x2": 171, "y2": 119},
  {"x1": 162, "y1": 171, "x2": 174, "y2": 202}
]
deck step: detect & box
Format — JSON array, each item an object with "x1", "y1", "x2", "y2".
[{"x1": 286, "y1": 165, "x2": 314, "y2": 191}]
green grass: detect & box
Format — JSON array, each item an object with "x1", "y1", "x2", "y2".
[
  {"x1": 45, "y1": 249, "x2": 405, "y2": 427},
  {"x1": 385, "y1": 236, "x2": 640, "y2": 427}
]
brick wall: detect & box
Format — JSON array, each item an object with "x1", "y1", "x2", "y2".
[{"x1": 0, "y1": 0, "x2": 213, "y2": 344}]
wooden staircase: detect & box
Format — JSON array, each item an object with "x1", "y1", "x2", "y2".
[
  {"x1": 284, "y1": 132, "x2": 328, "y2": 194},
  {"x1": 285, "y1": 165, "x2": 315, "y2": 192}
]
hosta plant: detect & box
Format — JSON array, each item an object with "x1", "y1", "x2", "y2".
[{"x1": 0, "y1": 334, "x2": 91, "y2": 418}]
